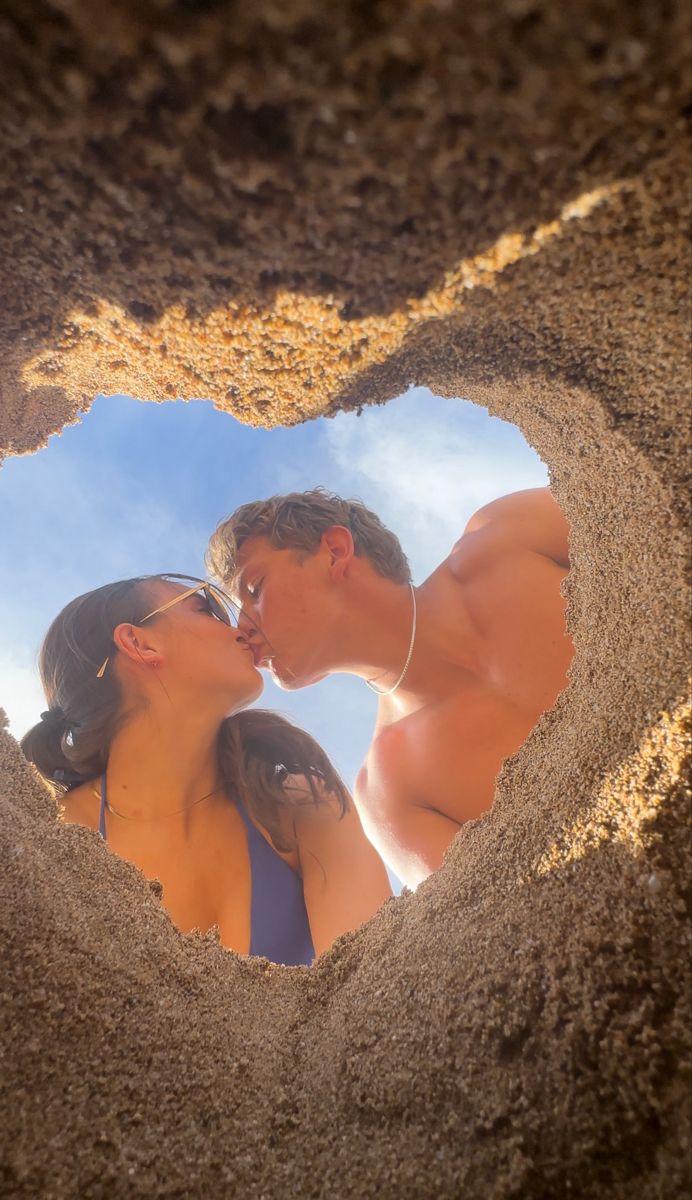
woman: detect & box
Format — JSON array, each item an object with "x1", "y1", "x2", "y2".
[{"x1": 22, "y1": 573, "x2": 391, "y2": 964}]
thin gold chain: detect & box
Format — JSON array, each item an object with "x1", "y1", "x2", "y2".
[{"x1": 92, "y1": 782, "x2": 224, "y2": 822}]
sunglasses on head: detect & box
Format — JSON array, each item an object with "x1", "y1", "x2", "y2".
[{"x1": 96, "y1": 573, "x2": 238, "y2": 679}]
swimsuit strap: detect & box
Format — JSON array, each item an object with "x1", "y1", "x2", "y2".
[
  {"x1": 235, "y1": 796, "x2": 314, "y2": 966},
  {"x1": 234, "y1": 794, "x2": 255, "y2": 836},
  {"x1": 98, "y1": 772, "x2": 107, "y2": 840}
]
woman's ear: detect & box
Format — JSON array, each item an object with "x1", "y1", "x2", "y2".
[
  {"x1": 112, "y1": 623, "x2": 164, "y2": 669},
  {"x1": 321, "y1": 525, "x2": 355, "y2": 580}
]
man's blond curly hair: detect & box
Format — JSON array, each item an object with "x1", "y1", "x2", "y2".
[{"x1": 206, "y1": 488, "x2": 411, "y2": 587}]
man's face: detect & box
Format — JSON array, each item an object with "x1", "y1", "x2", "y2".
[{"x1": 231, "y1": 536, "x2": 338, "y2": 690}]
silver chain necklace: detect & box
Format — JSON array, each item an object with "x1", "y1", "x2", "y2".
[{"x1": 366, "y1": 582, "x2": 417, "y2": 696}]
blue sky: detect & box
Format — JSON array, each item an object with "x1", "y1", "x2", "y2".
[{"x1": 0, "y1": 388, "x2": 547, "y2": 832}]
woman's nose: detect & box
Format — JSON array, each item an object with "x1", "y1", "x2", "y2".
[{"x1": 238, "y1": 610, "x2": 258, "y2": 638}]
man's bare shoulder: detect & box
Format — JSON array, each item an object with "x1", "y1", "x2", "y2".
[{"x1": 448, "y1": 488, "x2": 569, "y2": 571}]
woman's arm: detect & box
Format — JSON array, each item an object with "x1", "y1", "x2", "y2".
[{"x1": 288, "y1": 779, "x2": 392, "y2": 957}]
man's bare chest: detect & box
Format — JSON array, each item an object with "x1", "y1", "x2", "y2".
[{"x1": 377, "y1": 687, "x2": 533, "y2": 824}]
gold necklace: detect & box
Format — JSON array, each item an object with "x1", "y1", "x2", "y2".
[{"x1": 93, "y1": 782, "x2": 224, "y2": 822}]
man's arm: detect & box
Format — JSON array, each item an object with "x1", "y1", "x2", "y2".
[
  {"x1": 354, "y1": 740, "x2": 463, "y2": 891},
  {"x1": 458, "y1": 487, "x2": 570, "y2": 568}
]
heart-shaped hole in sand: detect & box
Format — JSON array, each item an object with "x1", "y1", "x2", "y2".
[{"x1": 2, "y1": 385, "x2": 565, "y2": 930}]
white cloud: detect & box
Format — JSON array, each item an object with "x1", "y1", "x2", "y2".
[
  {"x1": 0, "y1": 652, "x2": 45, "y2": 739},
  {"x1": 322, "y1": 389, "x2": 548, "y2": 579}
]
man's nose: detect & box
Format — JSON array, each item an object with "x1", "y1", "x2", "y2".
[{"x1": 237, "y1": 609, "x2": 259, "y2": 639}]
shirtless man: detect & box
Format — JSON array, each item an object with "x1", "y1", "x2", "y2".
[{"x1": 206, "y1": 488, "x2": 573, "y2": 889}]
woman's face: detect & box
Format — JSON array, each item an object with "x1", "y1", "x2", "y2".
[{"x1": 132, "y1": 580, "x2": 263, "y2": 713}]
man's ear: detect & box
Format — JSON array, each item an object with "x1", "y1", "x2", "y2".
[
  {"x1": 321, "y1": 525, "x2": 355, "y2": 580},
  {"x1": 112, "y1": 623, "x2": 164, "y2": 669}
]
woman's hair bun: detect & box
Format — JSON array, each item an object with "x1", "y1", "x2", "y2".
[
  {"x1": 22, "y1": 705, "x2": 76, "y2": 790},
  {"x1": 40, "y1": 707, "x2": 67, "y2": 727}
]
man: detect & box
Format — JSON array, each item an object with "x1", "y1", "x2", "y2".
[{"x1": 206, "y1": 488, "x2": 573, "y2": 889}]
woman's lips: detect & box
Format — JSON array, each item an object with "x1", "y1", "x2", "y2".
[{"x1": 244, "y1": 640, "x2": 278, "y2": 670}]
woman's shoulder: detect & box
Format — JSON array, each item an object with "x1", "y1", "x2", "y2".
[
  {"x1": 58, "y1": 778, "x2": 102, "y2": 831},
  {"x1": 281, "y1": 775, "x2": 351, "y2": 858},
  {"x1": 241, "y1": 774, "x2": 335, "y2": 874},
  {"x1": 244, "y1": 800, "x2": 301, "y2": 872}
]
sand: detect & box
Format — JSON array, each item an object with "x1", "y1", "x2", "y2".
[{"x1": 0, "y1": 1, "x2": 690, "y2": 1196}]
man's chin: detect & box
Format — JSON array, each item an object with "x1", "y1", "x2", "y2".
[{"x1": 267, "y1": 662, "x2": 326, "y2": 691}]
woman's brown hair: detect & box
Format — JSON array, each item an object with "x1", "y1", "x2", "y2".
[{"x1": 21, "y1": 576, "x2": 348, "y2": 852}]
